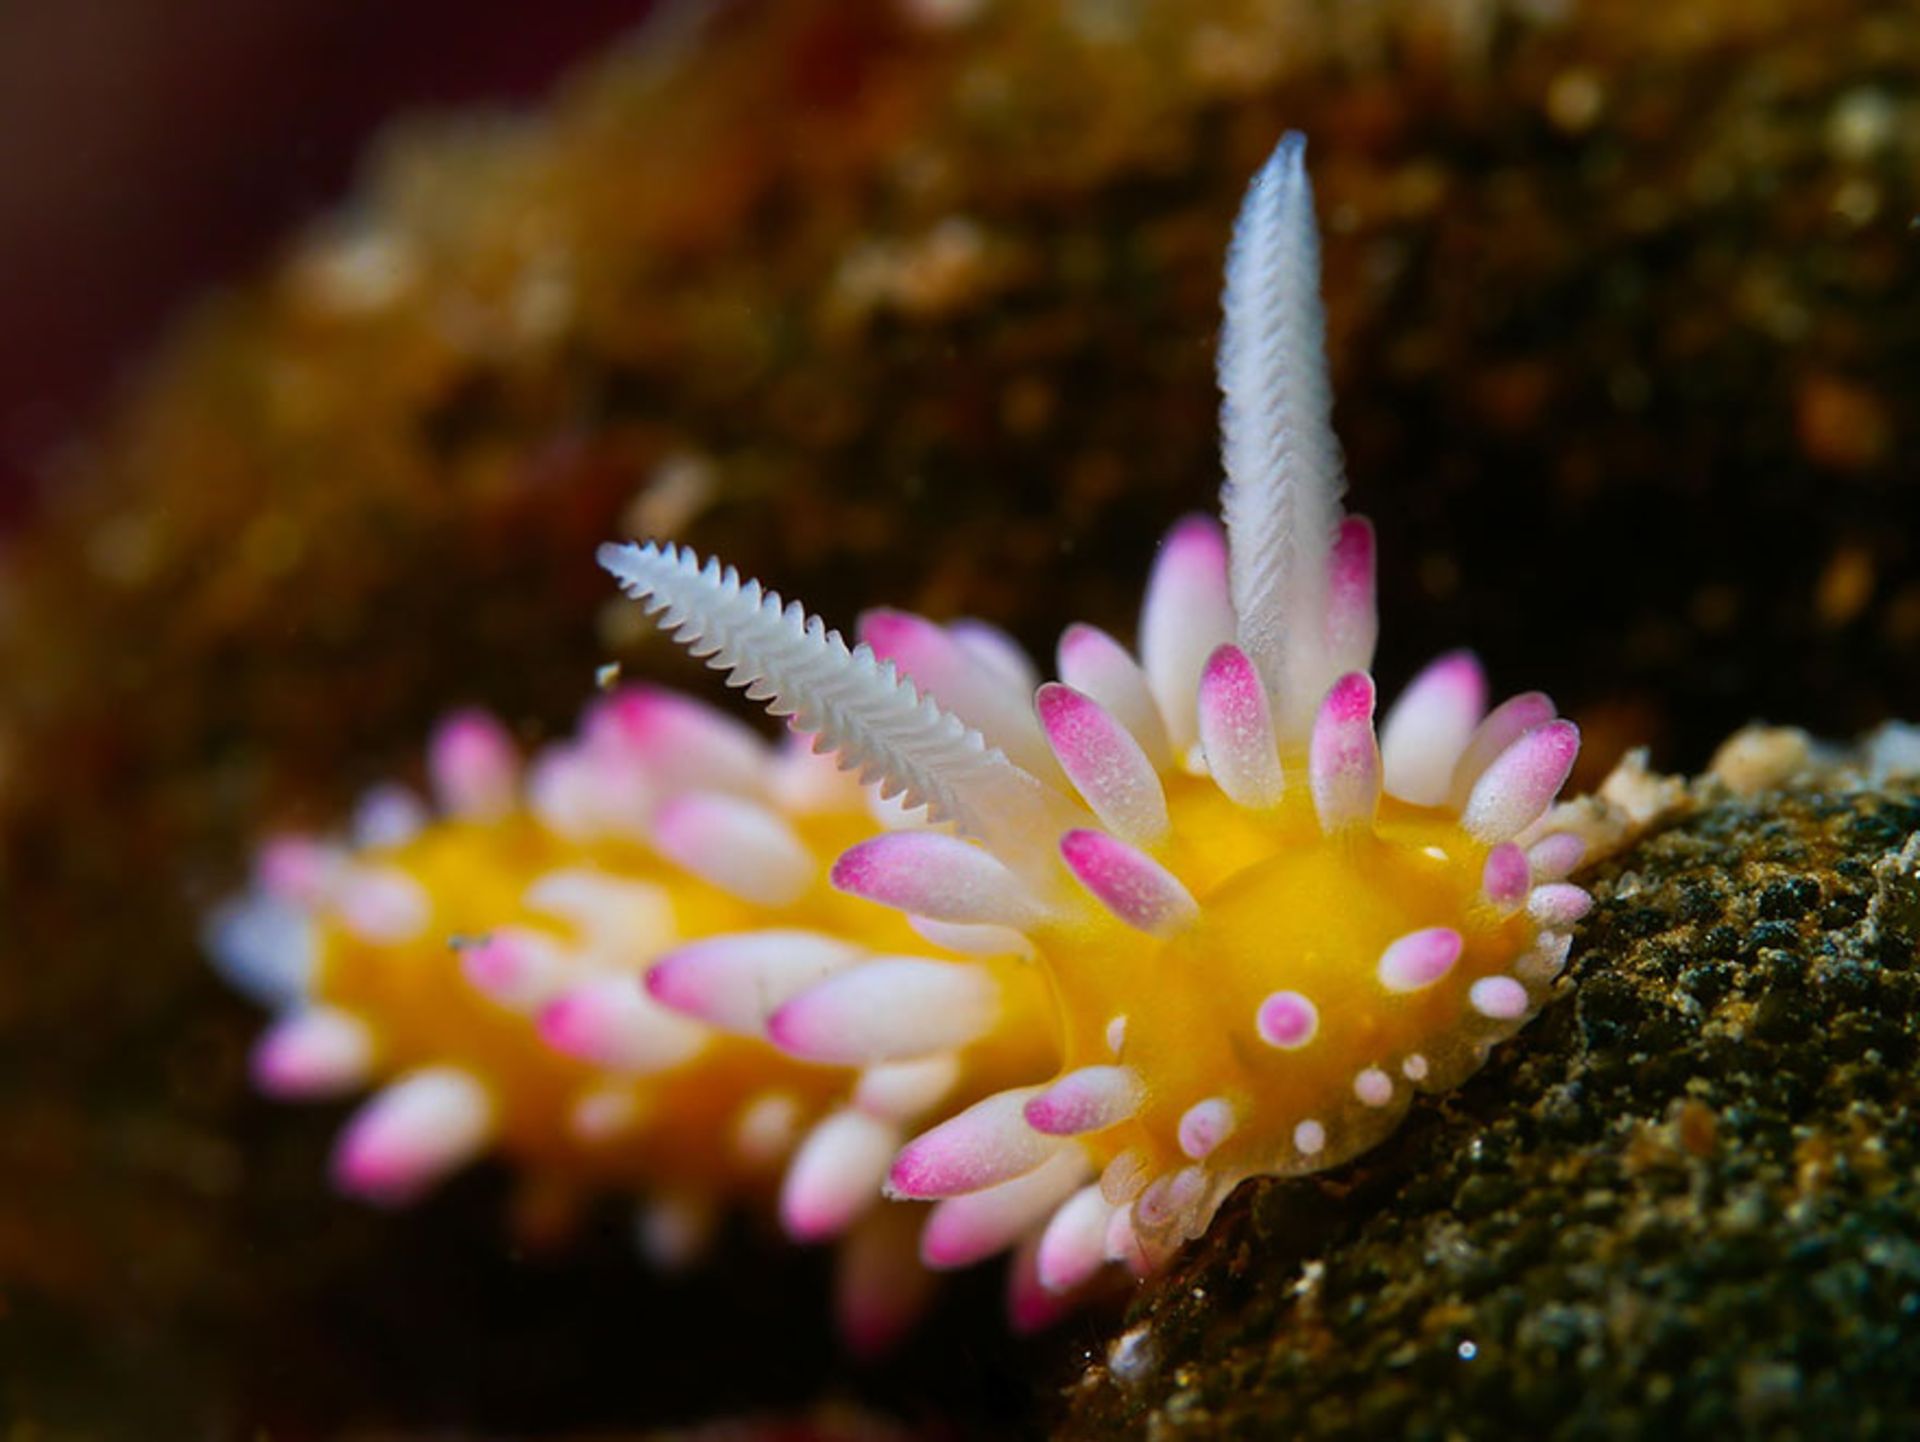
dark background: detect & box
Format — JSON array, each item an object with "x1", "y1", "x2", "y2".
[{"x1": 0, "y1": 0, "x2": 647, "y2": 530}]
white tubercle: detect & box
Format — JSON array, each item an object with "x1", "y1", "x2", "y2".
[
  {"x1": 887, "y1": 1086, "x2": 1058, "y2": 1199},
  {"x1": 831, "y1": 830, "x2": 1047, "y2": 928},
  {"x1": 648, "y1": 791, "x2": 815, "y2": 907},
  {"x1": 920, "y1": 1150, "x2": 1088, "y2": 1270},
  {"x1": 1378, "y1": 651, "x2": 1488, "y2": 806},
  {"x1": 427, "y1": 709, "x2": 520, "y2": 822},
  {"x1": 1177, "y1": 1096, "x2": 1238, "y2": 1160},
  {"x1": 538, "y1": 975, "x2": 709, "y2": 1074},
  {"x1": 732, "y1": 1089, "x2": 803, "y2": 1166},
  {"x1": 203, "y1": 892, "x2": 316, "y2": 1009},
  {"x1": 523, "y1": 870, "x2": 676, "y2": 957},
  {"x1": 860, "y1": 608, "x2": 1061, "y2": 783},
  {"x1": 780, "y1": 1108, "x2": 898, "y2": 1242},
  {"x1": 907, "y1": 915, "x2": 1035, "y2": 958},
  {"x1": 1056, "y1": 622, "x2": 1174, "y2": 770},
  {"x1": 946, "y1": 618, "x2": 1041, "y2": 695},
  {"x1": 581, "y1": 685, "x2": 773, "y2": 801},
  {"x1": 335, "y1": 866, "x2": 431, "y2": 944},
  {"x1": 459, "y1": 926, "x2": 571, "y2": 1012},
  {"x1": 851, "y1": 1053, "x2": 962, "y2": 1122},
  {"x1": 251, "y1": 1007, "x2": 374, "y2": 1098},
  {"x1": 645, "y1": 929, "x2": 864, "y2": 1035},
  {"x1": 1035, "y1": 1183, "x2": 1115, "y2": 1294},
  {"x1": 332, "y1": 1067, "x2": 493, "y2": 1205},
  {"x1": 767, "y1": 958, "x2": 1000, "y2": 1065},
  {"x1": 351, "y1": 783, "x2": 430, "y2": 849},
  {"x1": 1139, "y1": 516, "x2": 1236, "y2": 757}
]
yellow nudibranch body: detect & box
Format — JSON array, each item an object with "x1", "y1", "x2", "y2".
[
  {"x1": 209, "y1": 688, "x2": 1057, "y2": 1343},
  {"x1": 1035, "y1": 749, "x2": 1553, "y2": 1213},
  {"x1": 216, "y1": 131, "x2": 1594, "y2": 1333},
  {"x1": 597, "y1": 132, "x2": 1591, "y2": 1289}
]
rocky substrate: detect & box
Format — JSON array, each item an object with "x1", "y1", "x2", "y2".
[{"x1": 1058, "y1": 767, "x2": 1920, "y2": 1440}]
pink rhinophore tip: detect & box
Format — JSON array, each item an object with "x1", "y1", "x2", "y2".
[
  {"x1": 1481, "y1": 842, "x2": 1532, "y2": 913},
  {"x1": 1022, "y1": 1065, "x2": 1143, "y2": 1136},
  {"x1": 1308, "y1": 672, "x2": 1381, "y2": 832},
  {"x1": 644, "y1": 929, "x2": 860, "y2": 1035},
  {"x1": 778, "y1": 1108, "x2": 897, "y2": 1242},
  {"x1": 1035, "y1": 683, "x2": 1169, "y2": 844},
  {"x1": 766, "y1": 958, "x2": 998, "y2": 1066},
  {"x1": 1059, "y1": 829, "x2": 1198, "y2": 936},
  {"x1": 427, "y1": 709, "x2": 519, "y2": 821},
  {"x1": 330, "y1": 1068, "x2": 492, "y2": 1206},
  {"x1": 1323, "y1": 516, "x2": 1379, "y2": 675},
  {"x1": 1035, "y1": 1184, "x2": 1113, "y2": 1294},
  {"x1": 886, "y1": 1087, "x2": 1056, "y2": 1200},
  {"x1": 1057, "y1": 622, "x2": 1173, "y2": 769},
  {"x1": 1197, "y1": 644, "x2": 1284, "y2": 809},
  {"x1": 251, "y1": 1008, "x2": 372, "y2": 1099},
  {"x1": 831, "y1": 831, "x2": 1037, "y2": 928},
  {"x1": 1461, "y1": 720, "x2": 1581, "y2": 844},
  {"x1": 920, "y1": 1152, "x2": 1085, "y2": 1271}
]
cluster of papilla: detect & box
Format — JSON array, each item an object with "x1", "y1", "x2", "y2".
[
  {"x1": 207, "y1": 682, "x2": 1058, "y2": 1347},
  {"x1": 599, "y1": 132, "x2": 1590, "y2": 1296}
]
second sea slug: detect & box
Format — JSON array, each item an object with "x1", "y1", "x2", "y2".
[{"x1": 601, "y1": 133, "x2": 1592, "y2": 1294}]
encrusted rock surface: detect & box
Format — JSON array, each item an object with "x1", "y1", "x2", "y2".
[{"x1": 1058, "y1": 769, "x2": 1920, "y2": 1440}]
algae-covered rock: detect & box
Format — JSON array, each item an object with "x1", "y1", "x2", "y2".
[{"x1": 1058, "y1": 766, "x2": 1920, "y2": 1440}]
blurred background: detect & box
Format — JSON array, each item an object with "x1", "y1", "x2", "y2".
[{"x1": 0, "y1": 0, "x2": 644, "y2": 531}]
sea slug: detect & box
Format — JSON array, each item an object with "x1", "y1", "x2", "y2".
[{"x1": 600, "y1": 132, "x2": 1590, "y2": 1289}]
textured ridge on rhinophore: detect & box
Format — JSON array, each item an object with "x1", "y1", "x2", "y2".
[
  {"x1": 1217, "y1": 131, "x2": 1346, "y2": 730},
  {"x1": 599, "y1": 130, "x2": 1594, "y2": 1293},
  {"x1": 598, "y1": 541, "x2": 1076, "y2": 876}
]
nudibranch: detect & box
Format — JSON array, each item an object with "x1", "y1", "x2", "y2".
[
  {"x1": 207, "y1": 685, "x2": 1056, "y2": 1344},
  {"x1": 599, "y1": 133, "x2": 1590, "y2": 1293}
]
